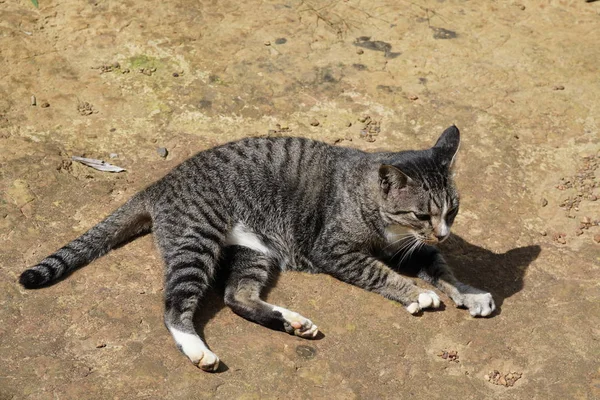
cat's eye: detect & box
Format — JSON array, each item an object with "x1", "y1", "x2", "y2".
[
  {"x1": 391, "y1": 211, "x2": 411, "y2": 216},
  {"x1": 413, "y1": 213, "x2": 431, "y2": 221},
  {"x1": 447, "y1": 207, "x2": 458, "y2": 217}
]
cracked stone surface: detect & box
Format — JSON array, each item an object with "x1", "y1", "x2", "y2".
[{"x1": 1, "y1": 0, "x2": 599, "y2": 399}]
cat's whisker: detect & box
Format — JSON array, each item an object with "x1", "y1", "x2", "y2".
[
  {"x1": 393, "y1": 243, "x2": 415, "y2": 261},
  {"x1": 391, "y1": 234, "x2": 418, "y2": 255},
  {"x1": 399, "y1": 237, "x2": 420, "y2": 266},
  {"x1": 413, "y1": 240, "x2": 425, "y2": 258},
  {"x1": 381, "y1": 233, "x2": 414, "y2": 251},
  {"x1": 399, "y1": 235, "x2": 427, "y2": 266},
  {"x1": 393, "y1": 234, "x2": 421, "y2": 264},
  {"x1": 389, "y1": 240, "x2": 412, "y2": 261},
  {"x1": 443, "y1": 234, "x2": 457, "y2": 245}
]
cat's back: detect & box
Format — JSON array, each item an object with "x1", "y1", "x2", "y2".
[
  {"x1": 187, "y1": 136, "x2": 359, "y2": 184},
  {"x1": 210, "y1": 136, "x2": 341, "y2": 170}
]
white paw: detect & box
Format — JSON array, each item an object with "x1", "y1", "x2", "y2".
[
  {"x1": 406, "y1": 302, "x2": 420, "y2": 314},
  {"x1": 273, "y1": 306, "x2": 319, "y2": 338},
  {"x1": 419, "y1": 291, "x2": 441, "y2": 308},
  {"x1": 295, "y1": 323, "x2": 319, "y2": 338},
  {"x1": 460, "y1": 292, "x2": 495, "y2": 317},
  {"x1": 195, "y1": 349, "x2": 220, "y2": 372},
  {"x1": 406, "y1": 290, "x2": 441, "y2": 314},
  {"x1": 168, "y1": 327, "x2": 220, "y2": 372}
]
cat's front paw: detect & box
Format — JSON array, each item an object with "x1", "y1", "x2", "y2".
[
  {"x1": 406, "y1": 290, "x2": 441, "y2": 315},
  {"x1": 455, "y1": 292, "x2": 495, "y2": 317}
]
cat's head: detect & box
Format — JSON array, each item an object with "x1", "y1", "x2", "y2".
[{"x1": 378, "y1": 125, "x2": 460, "y2": 245}]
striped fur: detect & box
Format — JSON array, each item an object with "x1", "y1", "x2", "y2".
[{"x1": 20, "y1": 125, "x2": 495, "y2": 371}]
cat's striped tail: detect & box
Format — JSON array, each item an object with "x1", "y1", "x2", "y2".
[{"x1": 19, "y1": 193, "x2": 152, "y2": 289}]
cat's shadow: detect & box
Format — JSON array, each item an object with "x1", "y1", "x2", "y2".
[{"x1": 438, "y1": 234, "x2": 541, "y2": 315}]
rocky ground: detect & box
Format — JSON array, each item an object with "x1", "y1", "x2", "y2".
[{"x1": 1, "y1": 0, "x2": 598, "y2": 399}]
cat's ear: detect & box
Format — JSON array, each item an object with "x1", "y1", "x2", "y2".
[
  {"x1": 379, "y1": 165, "x2": 412, "y2": 195},
  {"x1": 434, "y1": 125, "x2": 460, "y2": 167}
]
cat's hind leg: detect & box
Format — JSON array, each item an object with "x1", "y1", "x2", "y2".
[
  {"x1": 223, "y1": 245, "x2": 319, "y2": 338},
  {"x1": 155, "y1": 217, "x2": 226, "y2": 371}
]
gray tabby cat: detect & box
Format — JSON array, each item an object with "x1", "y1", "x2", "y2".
[{"x1": 20, "y1": 125, "x2": 495, "y2": 372}]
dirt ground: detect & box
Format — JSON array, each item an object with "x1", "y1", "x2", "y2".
[{"x1": 1, "y1": 0, "x2": 599, "y2": 398}]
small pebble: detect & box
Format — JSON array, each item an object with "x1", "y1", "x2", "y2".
[
  {"x1": 552, "y1": 85, "x2": 565, "y2": 91},
  {"x1": 31, "y1": 95, "x2": 36, "y2": 106},
  {"x1": 590, "y1": 195, "x2": 598, "y2": 201},
  {"x1": 40, "y1": 101, "x2": 50, "y2": 108},
  {"x1": 110, "y1": 128, "x2": 116, "y2": 132},
  {"x1": 581, "y1": 216, "x2": 591, "y2": 224},
  {"x1": 264, "y1": 41, "x2": 271, "y2": 46},
  {"x1": 310, "y1": 119, "x2": 320, "y2": 127},
  {"x1": 172, "y1": 72, "x2": 179, "y2": 77},
  {"x1": 409, "y1": 95, "x2": 419, "y2": 101},
  {"x1": 539, "y1": 230, "x2": 547, "y2": 236},
  {"x1": 346, "y1": 122, "x2": 352, "y2": 127},
  {"x1": 358, "y1": 116, "x2": 368, "y2": 123},
  {"x1": 109, "y1": 153, "x2": 118, "y2": 159},
  {"x1": 437, "y1": 350, "x2": 459, "y2": 362},
  {"x1": 594, "y1": 234, "x2": 600, "y2": 244},
  {"x1": 274, "y1": 38, "x2": 287, "y2": 45},
  {"x1": 540, "y1": 198, "x2": 548, "y2": 207},
  {"x1": 575, "y1": 229, "x2": 583, "y2": 236},
  {"x1": 157, "y1": 147, "x2": 168, "y2": 158},
  {"x1": 356, "y1": 49, "x2": 364, "y2": 55},
  {"x1": 96, "y1": 343, "x2": 106, "y2": 349}
]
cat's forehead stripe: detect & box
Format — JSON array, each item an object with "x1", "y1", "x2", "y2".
[{"x1": 430, "y1": 195, "x2": 442, "y2": 210}]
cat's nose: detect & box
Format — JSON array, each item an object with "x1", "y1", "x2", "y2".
[{"x1": 433, "y1": 222, "x2": 449, "y2": 241}]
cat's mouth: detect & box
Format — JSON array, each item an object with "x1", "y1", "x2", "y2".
[{"x1": 424, "y1": 233, "x2": 449, "y2": 245}]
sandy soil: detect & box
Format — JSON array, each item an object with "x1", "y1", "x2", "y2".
[{"x1": 1, "y1": 0, "x2": 599, "y2": 399}]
